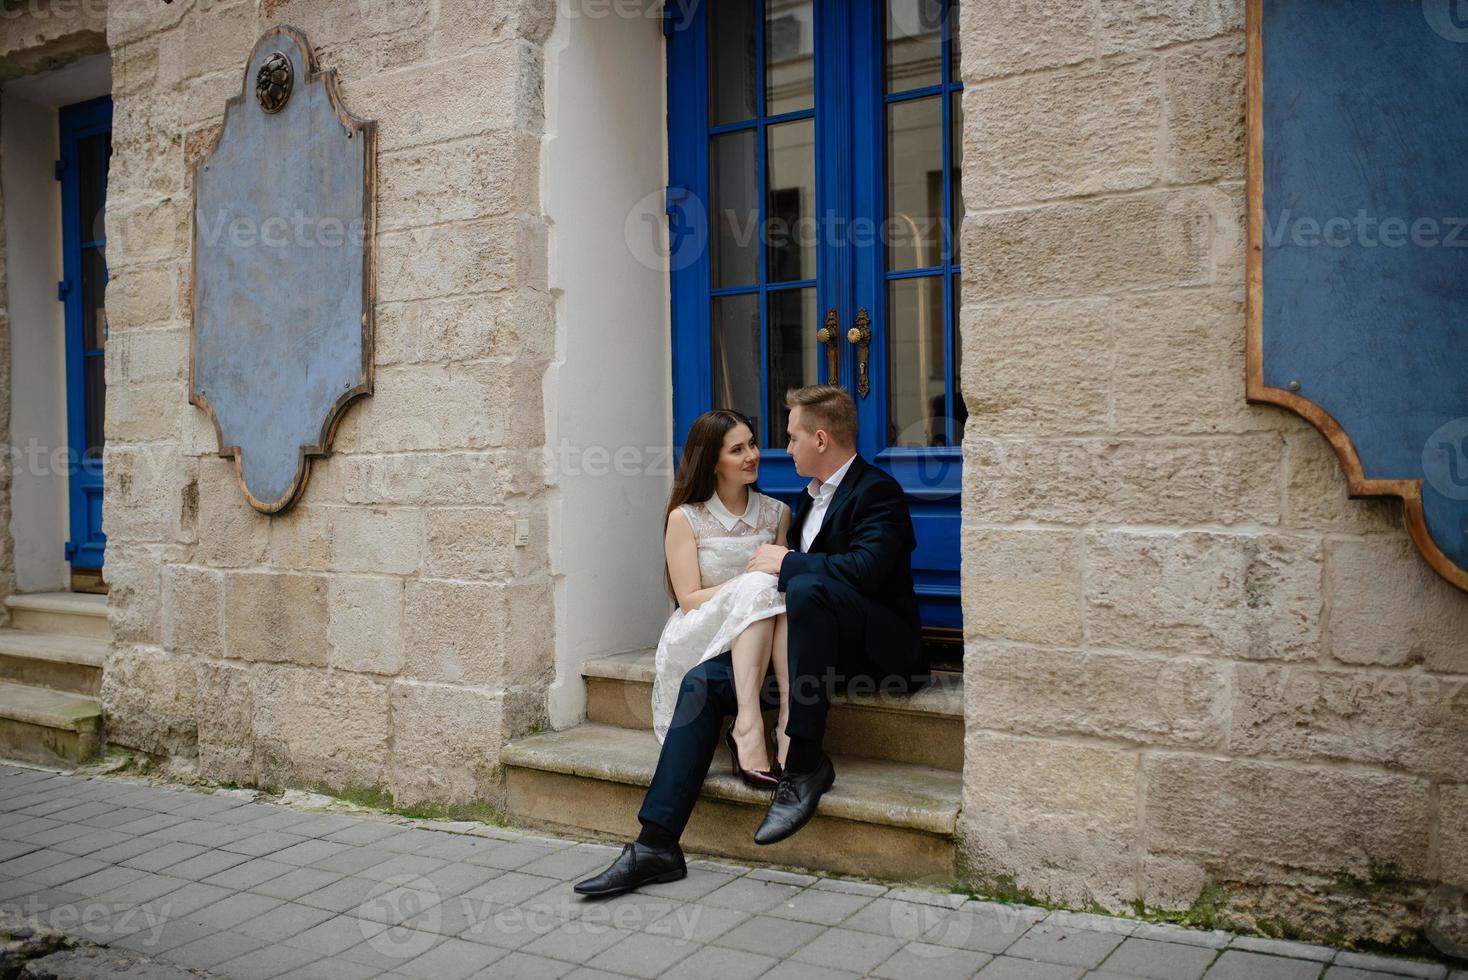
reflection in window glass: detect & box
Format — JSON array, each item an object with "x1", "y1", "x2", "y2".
[
  {"x1": 950, "y1": 90, "x2": 963, "y2": 262},
  {"x1": 766, "y1": 0, "x2": 815, "y2": 116},
  {"x1": 885, "y1": 0, "x2": 943, "y2": 93},
  {"x1": 948, "y1": 0, "x2": 960, "y2": 81},
  {"x1": 711, "y1": 129, "x2": 759, "y2": 287},
  {"x1": 951, "y1": 275, "x2": 966, "y2": 443},
  {"x1": 767, "y1": 287, "x2": 818, "y2": 447},
  {"x1": 767, "y1": 119, "x2": 816, "y2": 283},
  {"x1": 713, "y1": 293, "x2": 763, "y2": 439},
  {"x1": 887, "y1": 276, "x2": 947, "y2": 447},
  {"x1": 709, "y1": 1, "x2": 758, "y2": 125},
  {"x1": 886, "y1": 96, "x2": 943, "y2": 272},
  {"x1": 78, "y1": 133, "x2": 109, "y2": 243}
]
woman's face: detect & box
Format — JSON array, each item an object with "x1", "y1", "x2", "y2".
[{"x1": 715, "y1": 422, "x2": 759, "y2": 487}]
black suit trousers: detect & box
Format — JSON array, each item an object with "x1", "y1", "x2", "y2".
[{"x1": 636, "y1": 576, "x2": 925, "y2": 839}]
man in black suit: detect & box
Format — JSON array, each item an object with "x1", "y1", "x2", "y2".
[{"x1": 575, "y1": 384, "x2": 927, "y2": 896}]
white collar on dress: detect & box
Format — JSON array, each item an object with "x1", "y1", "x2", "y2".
[
  {"x1": 805, "y1": 451, "x2": 857, "y2": 501},
  {"x1": 704, "y1": 489, "x2": 760, "y2": 531}
]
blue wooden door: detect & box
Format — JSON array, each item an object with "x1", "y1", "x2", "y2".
[
  {"x1": 58, "y1": 97, "x2": 111, "y2": 573},
  {"x1": 668, "y1": 0, "x2": 964, "y2": 637}
]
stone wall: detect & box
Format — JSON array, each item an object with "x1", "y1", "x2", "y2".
[
  {"x1": 955, "y1": 0, "x2": 1468, "y2": 944},
  {"x1": 99, "y1": 0, "x2": 557, "y2": 807},
  {"x1": 0, "y1": 0, "x2": 107, "y2": 84}
]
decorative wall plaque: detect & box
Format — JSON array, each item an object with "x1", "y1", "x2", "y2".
[
  {"x1": 1247, "y1": 0, "x2": 1468, "y2": 592},
  {"x1": 190, "y1": 26, "x2": 376, "y2": 513}
]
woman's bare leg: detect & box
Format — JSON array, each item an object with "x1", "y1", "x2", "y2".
[
  {"x1": 729, "y1": 618, "x2": 775, "y2": 772},
  {"x1": 771, "y1": 613, "x2": 791, "y2": 767}
]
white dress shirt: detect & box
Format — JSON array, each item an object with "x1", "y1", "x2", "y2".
[{"x1": 799, "y1": 452, "x2": 857, "y2": 552}]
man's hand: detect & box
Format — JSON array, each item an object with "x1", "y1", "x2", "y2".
[{"x1": 747, "y1": 543, "x2": 791, "y2": 576}]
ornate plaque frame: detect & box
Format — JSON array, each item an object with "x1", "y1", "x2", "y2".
[
  {"x1": 189, "y1": 25, "x2": 376, "y2": 514},
  {"x1": 1246, "y1": 0, "x2": 1468, "y2": 592}
]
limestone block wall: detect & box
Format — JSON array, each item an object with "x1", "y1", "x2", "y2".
[
  {"x1": 956, "y1": 0, "x2": 1468, "y2": 944},
  {"x1": 100, "y1": 0, "x2": 557, "y2": 807},
  {"x1": 0, "y1": 0, "x2": 107, "y2": 84}
]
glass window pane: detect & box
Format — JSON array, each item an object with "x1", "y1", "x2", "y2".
[
  {"x1": 709, "y1": 0, "x2": 758, "y2": 126},
  {"x1": 887, "y1": 276, "x2": 946, "y2": 448},
  {"x1": 82, "y1": 248, "x2": 107, "y2": 352},
  {"x1": 767, "y1": 119, "x2": 815, "y2": 283},
  {"x1": 711, "y1": 129, "x2": 759, "y2": 287},
  {"x1": 713, "y1": 293, "x2": 763, "y2": 438},
  {"x1": 84, "y1": 354, "x2": 105, "y2": 460},
  {"x1": 886, "y1": 0, "x2": 943, "y2": 93},
  {"x1": 948, "y1": 0, "x2": 960, "y2": 82},
  {"x1": 78, "y1": 132, "x2": 109, "y2": 243},
  {"x1": 950, "y1": 89, "x2": 963, "y2": 263},
  {"x1": 766, "y1": 0, "x2": 814, "y2": 116},
  {"x1": 767, "y1": 287, "x2": 817, "y2": 447},
  {"x1": 886, "y1": 96, "x2": 943, "y2": 272},
  {"x1": 951, "y1": 274, "x2": 966, "y2": 443}
]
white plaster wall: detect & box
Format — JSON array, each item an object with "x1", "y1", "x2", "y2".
[
  {"x1": 1, "y1": 54, "x2": 111, "y2": 592},
  {"x1": 543, "y1": 3, "x2": 673, "y2": 728}
]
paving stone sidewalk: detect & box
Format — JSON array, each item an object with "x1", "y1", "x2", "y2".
[{"x1": 0, "y1": 762, "x2": 1461, "y2": 980}]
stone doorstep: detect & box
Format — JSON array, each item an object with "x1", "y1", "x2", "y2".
[
  {"x1": 0, "y1": 681, "x2": 103, "y2": 735},
  {"x1": 0, "y1": 630, "x2": 108, "y2": 697},
  {"x1": 583, "y1": 650, "x2": 963, "y2": 718},
  {"x1": 501, "y1": 722, "x2": 960, "y2": 880},
  {"x1": 4, "y1": 592, "x2": 110, "y2": 642},
  {"x1": 0, "y1": 681, "x2": 104, "y2": 768},
  {"x1": 582, "y1": 650, "x2": 965, "y2": 771}
]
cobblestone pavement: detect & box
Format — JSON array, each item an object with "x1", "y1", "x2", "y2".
[{"x1": 0, "y1": 762, "x2": 1461, "y2": 980}]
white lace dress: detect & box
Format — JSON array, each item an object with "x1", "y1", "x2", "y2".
[{"x1": 651, "y1": 491, "x2": 789, "y2": 744}]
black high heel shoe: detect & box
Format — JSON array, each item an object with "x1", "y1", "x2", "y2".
[{"x1": 725, "y1": 728, "x2": 779, "y2": 789}]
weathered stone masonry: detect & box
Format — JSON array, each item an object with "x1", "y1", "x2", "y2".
[
  {"x1": 1, "y1": 0, "x2": 1464, "y2": 949},
  {"x1": 98, "y1": 0, "x2": 557, "y2": 808},
  {"x1": 956, "y1": 0, "x2": 1468, "y2": 942}
]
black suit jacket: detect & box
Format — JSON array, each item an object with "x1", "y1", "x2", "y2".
[{"x1": 777, "y1": 453, "x2": 923, "y2": 662}]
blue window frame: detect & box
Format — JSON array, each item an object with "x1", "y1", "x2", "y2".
[
  {"x1": 668, "y1": 0, "x2": 965, "y2": 635},
  {"x1": 58, "y1": 96, "x2": 111, "y2": 572}
]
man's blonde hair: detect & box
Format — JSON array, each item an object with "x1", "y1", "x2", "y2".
[{"x1": 785, "y1": 384, "x2": 858, "y2": 447}]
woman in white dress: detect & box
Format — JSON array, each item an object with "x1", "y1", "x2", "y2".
[{"x1": 651, "y1": 409, "x2": 792, "y2": 787}]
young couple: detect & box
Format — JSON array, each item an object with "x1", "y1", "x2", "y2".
[{"x1": 575, "y1": 384, "x2": 929, "y2": 897}]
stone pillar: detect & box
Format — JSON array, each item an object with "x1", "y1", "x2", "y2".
[
  {"x1": 101, "y1": 0, "x2": 558, "y2": 809},
  {"x1": 955, "y1": 0, "x2": 1468, "y2": 945}
]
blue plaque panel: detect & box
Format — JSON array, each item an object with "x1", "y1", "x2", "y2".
[
  {"x1": 1248, "y1": 0, "x2": 1468, "y2": 591},
  {"x1": 191, "y1": 26, "x2": 375, "y2": 513}
]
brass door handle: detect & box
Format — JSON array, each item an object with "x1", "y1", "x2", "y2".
[
  {"x1": 846, "y1": 308, "x2": 871, "y2": 398},
  {"x1": 816, "y1": 308, "x2": 840, "y2": 384}
]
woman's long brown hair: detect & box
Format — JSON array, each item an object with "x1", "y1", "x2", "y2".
[{"x1": 663, "y1": 409, "x2": 759, "y2": 602}]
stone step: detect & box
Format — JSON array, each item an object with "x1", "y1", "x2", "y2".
[
  {"x1": 0, "y1": 629, "x2": 107, "y2": 695},
  {"x1": 583, "y1": 650, "x2": 964, "y2": 771},
  {"x1": 5, "y1": 591, "x2": 110, "y2": 641},
  {"x1": 0, "y1": 680, "x2": 104, "y2": 768},
  {"x1": 502, "y1": 722, "x2": 960, "y2": 881}
]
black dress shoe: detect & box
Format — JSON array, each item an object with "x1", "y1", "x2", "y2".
[
  {"x1": 753, "y1": 753, "x2": 835, "y2": 846},
  {"x1": 573, "y1": 841, "x2": 686, "y2": 897}
]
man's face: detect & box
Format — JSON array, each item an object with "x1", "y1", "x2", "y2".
[{"x1": 785, "y1": 406, "x2": 820, "y2": 478}]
